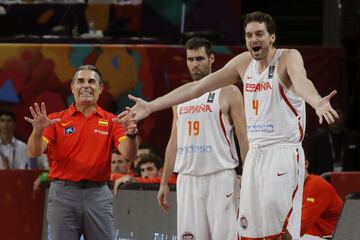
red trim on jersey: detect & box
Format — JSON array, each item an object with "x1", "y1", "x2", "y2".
[
  {"x1": 279, "y1": 85, "x2": 304, "y2": 142},
  {"x1": 219, "y1": 110, "x2": 231, "y2": 146},
  {"x1": 218, "y1": 110, "x2": 237, "y2": 161},
  {"x1": 241, "y1": 237, "x2": 278, "y2": 240},
  {"x1": 241, "y1": 149, "x2": 300, "y2": 240},
  {"x1": 240, "y1": 237, "x2": 264, "y2": 240}
]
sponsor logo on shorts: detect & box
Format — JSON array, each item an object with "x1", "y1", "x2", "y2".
[
  {"x1": 226, "y1": 192, "x2": 234, "y2": 198},
  {"x1": 64, "y1": 126, "x2": 75, "y2": 134},
  {"x1": 177, "y1": 144, "x2": 212, "y2": 155},
  {"x1": 182, "y1": 232, "x2": 195, "y2": 240},
  {"x1": 277, "y1": 172, "x2": 287, "y2": 176},
  {"x1": 240, "y1": 216, "x2": 248, "y2": 230}
]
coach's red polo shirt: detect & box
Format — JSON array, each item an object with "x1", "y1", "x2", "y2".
[{"x1": 43, "y1": 104, "x2": 126, "y2": 181}]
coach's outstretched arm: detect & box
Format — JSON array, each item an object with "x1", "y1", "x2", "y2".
[
  {"x1": 124, "y1": 56, "x2": 243, "y2": 121},
  {"x1": 285, "y1": 49, "x2": 339, "y2": 124}
]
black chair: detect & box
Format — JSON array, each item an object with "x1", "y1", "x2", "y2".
[{"x1": 332, "y1": 192, "x2": 360, "y2": 240}]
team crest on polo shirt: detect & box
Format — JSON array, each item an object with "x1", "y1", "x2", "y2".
[
  {"x1": 181, "y1": 232, "x2": 195, "y2": 240},
  {"x1": 64, "y1": 126, "x2": 75, "y2": 134},
  {"x1": 98, "y1": 119, "x2": 108, "y2": 126}
]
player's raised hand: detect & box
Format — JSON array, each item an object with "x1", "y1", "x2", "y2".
[
  {"x1": 118, "y1": 94, "x2": 152, "y2": 122},
  {"x1": 24, "y1": 102, "x2": 60, "y2": 134},
  {"x1": 315, "y1": 90, "x2": 339, "y2": 125}
]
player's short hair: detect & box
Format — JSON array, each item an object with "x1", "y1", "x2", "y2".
[
  {"x1": 185, "y1": 37, "x2": 213, "y2": 56},
  {"x1": 244, "y1": 11, "x2": 276, "y2": 35}
]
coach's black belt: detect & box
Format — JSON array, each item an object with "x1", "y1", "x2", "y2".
[{"x1": 52, "y1": 179, "x2": 107, "y2": 188}]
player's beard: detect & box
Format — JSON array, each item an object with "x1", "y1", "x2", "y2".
[{"x1": 191, "y1": 68, "x2": 210, "y2": 81}]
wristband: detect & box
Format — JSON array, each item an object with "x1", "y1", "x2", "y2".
[{"x1": 126, "y1": 130, "x2": 138, "y2": 139}]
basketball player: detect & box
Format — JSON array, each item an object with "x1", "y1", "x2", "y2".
[
  {"x1": 157, "y1": 37, "x2": 248, "y2": 239},
  {"x1": 121, "y1": 11, "x2": 338, "y2": 239}
]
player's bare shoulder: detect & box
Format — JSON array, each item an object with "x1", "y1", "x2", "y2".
[
  {"x1": 279, "y1": 48, "x2": 305, "y2": 73},
  {"x1": 278, "y1": 48, "x2": 305, "y2": 88},
  {"x1": 278, "y1": 48, "x2": 290, "y2": 75},
  {"x1": 279, "y1": 48, "x2": 303, "y2": 65}
]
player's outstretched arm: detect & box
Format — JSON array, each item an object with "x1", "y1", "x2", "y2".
[
  {"x1": 120, "y1": 55, "x2": 244, "y2": 122},
  {"x1": 285, "y1": 49, "x2": 339, "y2": 124}
]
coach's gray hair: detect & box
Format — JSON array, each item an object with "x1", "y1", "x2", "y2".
[{"x1": 72, "y1": 65, "x2": 103, "y2": 84}]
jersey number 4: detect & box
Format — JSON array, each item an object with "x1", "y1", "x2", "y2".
[
  {"x1": 188, "y1": 120, "x2": 200, "y2": 136},
  {"x1": 252, "y1": 99, "x2": 259, "y2": 115}
]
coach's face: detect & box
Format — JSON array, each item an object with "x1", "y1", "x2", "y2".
[
  {"x1": 186, "y1": 47, "x2": 214, "y2": 81},
  {"x1": 245, "y1": 21, "x2": 275, "y2": 60},
  {"x1": 71, "y1": 70, "x2": 103, "y2": 106}
]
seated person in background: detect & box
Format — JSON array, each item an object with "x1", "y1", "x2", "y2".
[
  {"x1": 0, "y1": 108, "x2": 48, "y2": 169},
  {"x1": 110, "y1": 149, "x2": 134, "y2": 180},
  {"x1": 133, "y1": 143, "x2": 158, "y2": 175},
  {"x1": 301, "y1": 160, "x2": 343, "y2": 239},
  {"x1": 113, "y1": 153, "x2": 176, "y2": 195},
  {"x1": 307, "y1": 104, "x2": 360, "y2": 174},
  {"x1": 33, "y1": 154, "x2": 49, "y2": 169},
  {"x1": 0, "y1": 109, "x2": 30, "y2": 169},
  {"x1": 138, "y1": 152, "x2": 163, "y2": 179},
  {"x1": 137, "y1": 143, "x2": 158, "y2": 157}
]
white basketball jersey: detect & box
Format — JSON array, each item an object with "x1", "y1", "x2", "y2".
[
  {"x1": 174, "y1": 88, "x2": 239, "y2": 175},
  {"x1": 243, "y1": 49, "x2": 306, "y2": 146}
]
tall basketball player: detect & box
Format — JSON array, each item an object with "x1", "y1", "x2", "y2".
[
  {"x1": 157, "y1": 37, "x2": 248, "y2": 240},
  {"x1": 121, "y1": 11, "x2": 338, "y2": 240}
]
